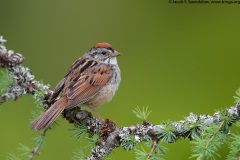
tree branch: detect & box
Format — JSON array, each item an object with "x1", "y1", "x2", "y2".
[
  {"x1": 0, "y1": 36, "x2": 52, "y2": 106},
  {"x1": 64, "y1": 105, "x2": 240, "y2": 160}
]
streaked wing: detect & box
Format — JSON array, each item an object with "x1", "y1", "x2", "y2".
[
  {"x1": 63, "y1": 58, "x2": 111, "y2": 109},
  {"x1": 48, "y1": 57, "x2": 86, "y2": 103},
  {"x1": 48, "y1": 77, "x2": 66, "y2": 104}
]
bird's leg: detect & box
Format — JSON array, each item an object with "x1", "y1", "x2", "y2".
[{"x1": 88, "y1": 105, "x2": 105, "y2": 122}]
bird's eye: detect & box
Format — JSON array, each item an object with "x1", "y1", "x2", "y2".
[{"x1": 101, "y1": 51, "x2": 107, "y2": 55}]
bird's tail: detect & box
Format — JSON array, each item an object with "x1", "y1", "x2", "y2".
[{"x1": 31, "y1": 96, "x2": 68, "y2": 130}]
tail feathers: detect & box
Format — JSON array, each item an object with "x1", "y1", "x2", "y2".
[{"x1": 31, "y1": 97, "x2": 68, "y2": 130}]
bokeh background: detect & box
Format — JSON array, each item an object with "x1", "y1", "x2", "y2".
[{"x1": 0, "y1": 1, "x2": 240, "y2": 159}]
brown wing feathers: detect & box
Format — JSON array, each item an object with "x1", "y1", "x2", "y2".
[
  {"x1": 31, "y1": 58, "x2": 112, "y2": 130},
  {"x1": 65, "y1": 63, "x2": 111, "y2": 109}
]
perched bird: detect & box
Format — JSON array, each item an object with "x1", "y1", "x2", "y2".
[{"x1": 31, "y1": 42, "x2": 121, "y2": 130}]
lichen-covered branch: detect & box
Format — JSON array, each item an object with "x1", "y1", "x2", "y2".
[
  {"x1": 0, "y1": 36, "x2": 52, "y2": 160},
  {"x1": 0, "y1": 36, "x2": 52, "y2": 106},
  {"x1": 65, "y1": 105, "x2": 240, "y2": 159},
  {"x1": 1, "y1": 36, "x2": 240, "y2": 160}
]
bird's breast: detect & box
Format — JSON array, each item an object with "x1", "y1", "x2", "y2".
[
  {"x1": 87, "y1": 83, "x2": 119, "y2": 107},
  {"x1": 87, "y1": 66, "x2": 121, "y2": 108}
]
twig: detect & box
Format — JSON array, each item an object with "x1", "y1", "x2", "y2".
[
  {"x1": 146, "y1": 139, "x2": 158, "y2": 160},
  {"x1": 205, "y1": 120, "x2": 226, "y2": 148},
  {"x1": 29, "y1": 129, "x2": 48, "y2": 160}
]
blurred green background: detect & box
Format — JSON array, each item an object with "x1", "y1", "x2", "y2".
[{"x1": 0, "y1": 0, "x2": 240, "y2": 159}]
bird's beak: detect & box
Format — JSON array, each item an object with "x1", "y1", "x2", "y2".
[{"x1": 110, "y1": 51, "x2": 122, "y2": 57}]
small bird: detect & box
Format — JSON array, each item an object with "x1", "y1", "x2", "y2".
[{"x1": 31, "y1": 42, "x2": 121, "y2": 130}]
